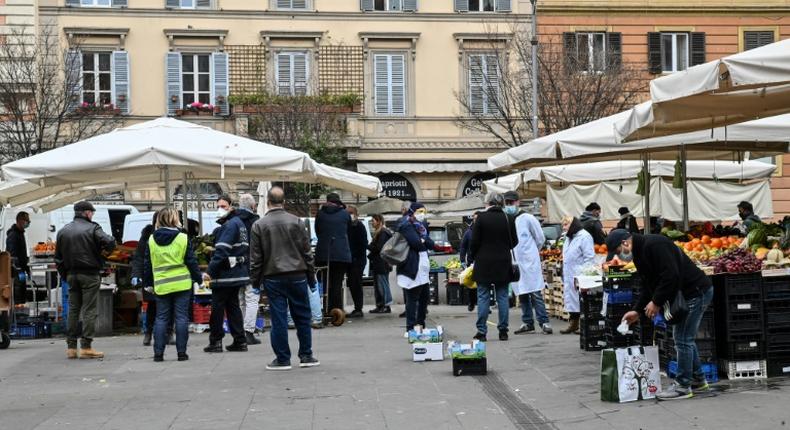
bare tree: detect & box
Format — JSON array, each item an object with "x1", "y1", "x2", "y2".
[
  {"x1": 0, "y1": 25, "x2": 122, "y2": 164},
  {"x1": 456, "y1": 23, "x2": 644, "y2": 147}
]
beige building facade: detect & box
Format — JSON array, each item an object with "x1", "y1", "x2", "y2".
[{"x1": 14, "y1": 0, "x2": 535, "y2": 205}]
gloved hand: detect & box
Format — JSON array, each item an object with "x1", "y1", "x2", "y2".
[
  {"x1": 131, "y1": 277, "x2": 140, "y2": 287},
  {"x1": 18, "y1": 272, "x2": 27, "y2": 282}
]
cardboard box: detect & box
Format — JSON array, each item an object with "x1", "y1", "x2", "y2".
[{"x1": 412, "y1": 342, "x2": 444, "y2": 362}]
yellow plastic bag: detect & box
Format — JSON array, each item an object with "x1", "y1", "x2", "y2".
[{"x1": 460, "y1": 265, "x2": 477, "y2": 289}]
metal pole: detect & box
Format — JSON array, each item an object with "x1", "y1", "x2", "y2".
[
  {"x1": 530, "y1": 0, "x2": 539, "y2": 139},
  {"x1": 164, "y1": 166, "x2": 171, "y2": 208},
  {"x1": 681, "y1": 146, "x2": 690, "y2": 232},
  {"x1": 196, "y1": 178, "x2": 203, "y2": 236},
  {"x1": 643, "y1": 154, "x2": 651, "y2": 233},
  {"x1": 182, "y1": 172, "x2": 188, "y2": 231}
]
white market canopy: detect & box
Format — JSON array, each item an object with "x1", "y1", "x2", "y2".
[
  {"x1": 616, "y1": 38, "x2": 790, "y2": 142},
  {"x1": 484, "y1": 159, "x2": 777, "y2": 193},
  {"x1": 488, "y1": 106, "x2": 790, "y2": 172},
  {"x1": 0, "y1": 118, "x2": 382, "y2": 207}
]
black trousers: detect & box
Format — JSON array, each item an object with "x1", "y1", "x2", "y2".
[
  {"x1": 346, "y1": 261, "x2": 365, "y2": 311},
  {"x1": 319, "y1": 262, "x2": 349, "y2": 312},
  {"x1": 209, "y1": 286, "x2": 245, "y2": 344}
]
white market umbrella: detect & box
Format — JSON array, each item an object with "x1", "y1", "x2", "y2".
[{"x1": 615, "y1": 39, "x2": 790, "y2": 142}]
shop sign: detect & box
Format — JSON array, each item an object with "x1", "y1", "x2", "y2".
[
  {"x1": 461, "y1": 173, "x2": 496, "y2": 197},
  {"x1": 380, "y1": 173, "x2": 416, "y2": 200}
]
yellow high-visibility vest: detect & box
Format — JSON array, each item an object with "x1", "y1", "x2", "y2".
[{"x1": 148, "y1": 233, "x2": 191, "y2": 295}]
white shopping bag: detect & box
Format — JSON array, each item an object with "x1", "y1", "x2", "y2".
[{"x1": 615, "y1": 346, "x2": 661, "y2": 402}]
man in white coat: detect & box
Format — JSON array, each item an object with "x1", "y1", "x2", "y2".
[{"x1": 504, "y1": 192, "x2": 553, "y2": 335}]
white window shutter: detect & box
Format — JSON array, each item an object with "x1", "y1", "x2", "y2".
[
  {"x1": 484, "y1": 55, "x2": 500, "y2": 114},
  {"x1": 292, "y1": 0, "x2": 307, "y2": 8},
  {"x1": 66, "y1": 49, "x2": 82, "y2": 111},
  {"x1": 468, "y1": 55, "x2": 484, "y2": 114},
  {"x1": 196, "y1": 0, "x2": 212, "y2": 8},
  {"x1": 166, "y1": 0, "x2": 179, "y2": 7},
  {"x1": 276, "y1": 53, "x2": 293, "y2": 95},
  {"x1": 496, "y1": 0, "x2": 511, "y2": 12},
  {"x1": 455, "y1": 0, "x2": 468, "y2": 12},
  {"x1": 390, "y1": 55, "x2": 406, "y2": 115},
  {"x1": 390, "y1": 0, "x2": 402, "y2": 10},
  {"x1": 403, "y1": 0, "x2": 417, "y2": 11},
  {"x1": 111, "y1": 50, "x2": 130, "y2": 114},
  {"x1": 112, "y1": 0, "x2": 128, "y2": 7},
  {"x1": 277, "y1": 0, "x2": 291, "y2": 8},
  {"x1": 360, "y1": 0, "x2": 374, "y2": 11},
  {"x1": 66, "y1": 0, "x2": 80, "y2": 6},
  {"x1": 293, "y1": 53, "x2": 308, "y2": 96},
  {"x1": 374, "y1": 55, "x2": 390, "y2": 114},
  {"x1": 212, "y1": 52, "x2": 229, "y2": 116},
  {"x1": 166, "y1": 52, "x2": 182, "y2": 115}
]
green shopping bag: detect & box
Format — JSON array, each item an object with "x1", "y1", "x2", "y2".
[{"x1": 600, "y1": 349, "x2": 620, "y2": 402}]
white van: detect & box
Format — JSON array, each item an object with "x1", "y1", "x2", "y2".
[
  {"x1": 47, "y1": 204, "x2": 139, "y2": 243},
  {"x1": 122, "y1": 211, "x2": 221, "y2": 243}
]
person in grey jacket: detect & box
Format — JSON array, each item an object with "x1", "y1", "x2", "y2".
[
  {"x1": 55, "y1": 201, "x2": 116, "y2": 360},
  {"x1": 250, "y1": 186, "x2": 319, "y2": 370}
]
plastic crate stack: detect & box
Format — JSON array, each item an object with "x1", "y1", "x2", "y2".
[
  {"x1": 655, "y1": 308, "x2": 717, "y2": 374},
  {"x1": 579, "y1": 288, "x2": 605, "y2": 351},
  {"x1": 603, "y1": 273, "x2": 635, "y2": 348},
  {"x1": 629, "y1": 277, "x2": 655, "y2": 347},
  {"x1": 762, "y1": 275, "x2": 790, "y2": 378},
  {"x1": 713, "y1": 273, "x2": 767, "y2": 379}
]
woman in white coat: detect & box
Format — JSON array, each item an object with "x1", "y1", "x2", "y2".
[{"x1": 560, "y1": 216, "x2": 595, "y2": 334}]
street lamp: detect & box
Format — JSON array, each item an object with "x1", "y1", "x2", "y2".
[{"x1": 530, "y1": 0, "x2": 539, "y2": 139}]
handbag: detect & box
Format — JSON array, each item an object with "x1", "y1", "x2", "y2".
[
  {"x1": 601, "y1": 346, "x2": 661, "y2": 403},
  {"x1": 502, "y1": 212, "x2": 520, "y2": 283},
  {"x1": 381, "y1": 232, "x2": 409, "y2": 266},
  {"x1": 663, "y1": 289, "x2": 689, "y2": 325}
]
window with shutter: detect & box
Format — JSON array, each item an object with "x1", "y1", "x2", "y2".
[
  {"x1": 690, "y1": 32, "x2": 705, "y2": 66},
  {"x1": 181, "y1": 54, "x2": 211, "y2": 107},
  {"x1": 113, "y1": 0, "x2": 128, "y2": 7},
  {"x1": 79, "y1": 0, "x2": 111, "y2": 6},
  {"x1": 466, "y1": 0, "x2": 496, "y2": 11},
  {"x1": 402, "y1": 0, "x2": 417, "y2": 11},
  {"x1": 66, "y1": 50, "x2": 82, "y2": 111},
  {"x1": 390, "y1": 55, "x2": 405, "y2": 115},
  {"x1": 658, "y1": 32, "x2": 689, "y2": 73},
  {"x1": 454, "y1": 0, "x2": 468, "y2": 12},
  {"x1": 276, "y1": 52, "x2": 310, "y2": 96},
  {"x1": 361, "y1": 0, "x2": 375, "y2": 11},
  {"x1": 743, "y1": 30, "x2": 774, "y2": 51},
  {"x1": 170, "y1": 0, "x2": 211, "y2": 8},
  {"x1": 468, "y1": 54, "x2": 500, "y2": 115},
  {"x1": 166, "y1": 52, "x2": 182, "y2": 115},
  {"x1": 212, "y1": 52, "x2": 229, "y2": 116},
  {"x1": 572, "y1": 32, "x2": 606, "y2": 73},
  {"x1": 495, "y1": 0, "x2": 511, "y2": 12},
  {"x1": 606, "y1": 32, "x2": 622, "y2": 71},
  {"x1": 647, "y1": 32, "x2": 662, "y2": 74},
  {"x1": 373, "y1": 54, "x2": 407, "y2": 116},
  {"x1": 365, "y1": 0, "x2": 409, "y2": 10},
  {"x1": 111, "y1": 51, "x2": 130, "y2": 114},
  {"x1": 276, "y1": 0, "x2": 308, "y2": 9},
  {"x1": 81, "y1": 52, "x2": 113, "y2": 106}
]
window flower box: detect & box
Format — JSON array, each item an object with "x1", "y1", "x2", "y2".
[
  {"x1": 176, "y1": 102, "x2": 220, "y2": 116},
  {"x1": 74, "y1": 102, "x2": 121, "y2": 116}
]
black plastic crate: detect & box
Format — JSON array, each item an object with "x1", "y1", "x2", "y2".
[
  {"x1": 582, "y1": 319, "x2": 606, "y2": 336},
  {"x1": 765, "y1": 312, "x2": 790, "y2": 326},
  {"x1": 580, "y1": 335, "x2": 606, "y2": 351},
  {"x1": 763, "y1": 276, "x2": 790, "y2": 300},
  {"x1": 713, "y1": 272, "x2": 763, "y2": 297},
  {"x1": 605, "y1": 334, "x2": 636, "y2": 348},
  {"x1": 697, "y1": 313, "x2": 716, "y2": 339},
  {"x1": 725, "y1": 298, "x2": 762, "y2": 315},
  {"x1": 717, "y1": 333, "x2": 765, "y2": 360},
  {"x1": 447, "y1": 283, "x2": 467, "y2": 306},
  {"x1": 697, "y1": 339, "x2": 717, "y2": 362},
  {"x1": 604, "y1": 276, "x2": 633, "y2": 290},
  {"x1": 452, "y1": 357, "x2": 487, "y2": 376},
  {"x1": 605, "y1": 303, "x2": 633, "y2": 320},
  {"x1": 767, "y1": 342, "x2": 790, "y2": 355},
  {"x1": 717, "y1": 312, "x2": 764, "y2": 338},
  {"x1": 767, "y1": 355, "x2": 790, "y2": 377}
]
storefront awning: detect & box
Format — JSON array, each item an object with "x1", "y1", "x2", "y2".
[{"x1": 357, "y1": 162, "x2": 489, "y2": 174}]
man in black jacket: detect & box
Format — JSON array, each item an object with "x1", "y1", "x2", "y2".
[
  {"x1": 55, "y1": 201, "x2": 116, "y2": 360},
  {"x1": 609, "y1": 229, "x2": 714, "y2": 401},
  {"x1": 6, "y1": 211, "x2": 31, "y2": 304},
  {"x1": 315, "y1": 193, "x2": 352, "y2": 314},
  {"x1": 346, "y1": 205, "x2": 368, "y2": 318},
  {"x1": 580, "y1": 202, "x2": 606, "y2": 245}
]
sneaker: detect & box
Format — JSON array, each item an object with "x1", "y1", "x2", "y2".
[
  {"x1": 691, "y1": 378, "x2": 710, "y2": 392},
  {"x1": 245, "y1": 331, "x2": 261, "y2": 345},
  {"x1": 153, "y1": 354, "x2": 164, "y2": 362},
  {"x1": 225, "y1": 342, "x2": 248, "y2": 352},
  {"x1": 177, "y1": 353, "x2": 189, "y2": 362},
  {"x1": 347, "y1": 310, "x2": 364, "y2": 318},
  {"x1": 514, "y1": 324, "x2": 535, "y2": 335},
  {"x1": 541, "y1": 323, "x2": 553, "y2": 335},
  {"x1": 381, "y1": 306, "x2": 392, "y2": 314},
  {"x1": 473, "y1": 332, "x2": 487, "y2": 342},
  {"x1": 656, "y1": 383, "x2": 693, "y2": 400},
  {"x1": 299, "y1": 356, "x2": 321, "y2": 368},
  {"x1": 266, "y1": 359, "x2": 292, "y2": 371},
  {"x1": 499, "y1": 329, "x2": 509, "y2": 341}
]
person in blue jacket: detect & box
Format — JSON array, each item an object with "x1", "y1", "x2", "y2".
[
  {"x1": 396, "y1": 201, "x2": 434, "y2": 332},
  {"x1": 203, "y1": 195, "x2": 250, "y2": 353},
  {"x1": 315, "y1": 193, "x2": 352, "y2": 313}
]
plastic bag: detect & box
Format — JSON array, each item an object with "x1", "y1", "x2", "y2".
[{"x1": 460, "y1": 264, "x2": 477, "y2": 289}]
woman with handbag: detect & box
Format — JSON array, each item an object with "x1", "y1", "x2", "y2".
[
  {"x1": 395, "y1": 202, "x2": 434, "y2": 332},
  {"x1": 559, "y1": 216, "x2": 595, "y2": 334},
  {"x1": 368, "y1": 214, "x2": 393, "y2": 314},
  {"x1": 469, "y1": 192, "x2": 518, "y2": 342}
]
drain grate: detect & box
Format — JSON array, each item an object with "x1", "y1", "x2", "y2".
[{"x1": 476, "y1": 372, "x2": 556, "y2": 430}]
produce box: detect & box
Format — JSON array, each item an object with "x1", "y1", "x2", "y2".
[
  {"x1": 447, "y1": 340, "x2": 486, "y2": 360},
  {"x1": 412, "y1": 342, "x2": 444, "y2": 362},
  {"x1": 452, "y1": 357, "x2": 487, "y2": 376},
  {"x1": 408, "y1": 325, "x2": 443, "y2": 344}
]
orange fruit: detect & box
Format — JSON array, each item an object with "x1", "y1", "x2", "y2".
[
  {"x1": 600, "y1": 244, "x2": 608, "y2": 254},
  {"x1": 711, "y1": 238, "x2": 723, "y2": 249},
  {"x1": 701, "y1": 235, "x2": 711, "y2": 245},
  {"x1": 695, "y1": 245, "x2": 704, "y2": 252},
  {"x1": 684, "y1": 242, "x2": 695, "y2": 251}
]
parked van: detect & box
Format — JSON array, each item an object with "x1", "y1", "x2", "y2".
[
  {"x1": 122, "y1": 211, "x2": 220, "y2": 243},
  {"x1": 49, "y1": 204, "x2": 139, "y2": 243}
]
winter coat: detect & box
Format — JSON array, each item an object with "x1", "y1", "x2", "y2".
[
  {"x1": 458, "y1": 228, "x2": 473, "y2": 266},
  {"x1": 395, "y1": 216, "x2": 434, "y2": 281},
  {"x1": 249, "y1": 208, "x2": 315, "y2": 287},
  {"x1": 469, "y1": 206, "x2": 517, "y2": 284},
  {"x1": 142, "y1": 227, "x2": 202, "y2": 291},
  {"x1": 367, "y1": 228, "x2": 393, "y2": 275},
  {"x1": 55, "y1": 215, "x2": 116, "y2": 277},
  {"x1": 616, "y1": 214, "x2": 640, "y2": 234},
  {"x1": 5, "y1": 224, "x2": 29, "y2": 275},
  {"x1": 130, "y1": 224, "x2": 154, "y2": 281},
  {"x1": 580, "y1": 211, "x2": 606, "y2": 245},
  {"x1": 315, "y1": 204, "x2": 352, "y2": 263},
  {"x1": 235, "y1": 208, "x2": 260, "y2": 272},
  {"x1": 207, "y1": 210, "x2": 250, "y2": 288},
  {"x1": 631, "y1": 234, "x2": 712, "y2": 316},
  {"x1": 562, "y1": 229, "x2": 595, "y2": 312},
  {"x1": 348, "y1": 220, "x2": 369, "y2": 266},
  {"x1": 513, "y1": 212, "x2": 545, "y2": 295}
]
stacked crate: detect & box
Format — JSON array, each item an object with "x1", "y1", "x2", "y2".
[
  {"x1": 655, "y1": 308, "x2": 717, "y2": 374},
  {"x1": 579, "y1": 288, "x2": 605, "y2": 351},
  {"x1": 762, "y1": 275, "x2": 790, "y2": 378},
  {"x1": 603, "y1": 273, "x2": 635, "y2": 348},
  {"x1": 713, "y1": 273, "x2": 767, "y2": 379}
]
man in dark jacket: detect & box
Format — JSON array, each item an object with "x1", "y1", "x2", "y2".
[
  {"x1": 737, "y1": 201, "x2": 761, "y2": 231},
  {"x1": 458, "y1": 212, "x2": 479, "y2": 312},
  {"x1": 55, "y1": 201, "x2": 116, "y2": 360},
  {"x1": 615, "y1": 207, "x2": 640, "y2": 234},
  {"x1": 6, "y1": 211, "x2": 31, "y2": 304},
  {"x1": 203, "y1": 195, "x2": 250, "y2": 353},
  {"x1": 130, "y1": 212, "x2": 159, "y2": 346},
  {"x1": 345, "y1": 205, "x2": 368, "y2": 318},
  {"x1": 236, "y1": 194, "x2": 263, "y2": 345},
  {"x1": 368, "y1": 214, "x2": 392, "y2": 314},
  {"x1": 250, "y1": 186, "x2": 319, "y2": 370},
  {"x1": 610, "y1": 230, "x2": 714, "y2": 401},
  {"x1": 580, "y1": 202, "x2": 606, "y2": 245},
  {"x1": 315, "y1": 193, "x2": 352, "y2": 314}
]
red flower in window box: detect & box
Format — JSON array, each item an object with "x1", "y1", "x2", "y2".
[{"x1": 74, "y1": 102, "x2": 121, "y2": 116}]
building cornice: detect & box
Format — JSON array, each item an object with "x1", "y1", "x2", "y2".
[
  {"x1": 360, "y1": 140, "x2": 508, "y2": 150},
  {"x1": 64, "y1": 27, "x2": 129, "y2": 48},
  {"x1": 163, "y1": 29, "x2": 228, "y2": 50},
  {"x1": 359, "y1": 32, "x2": 421, "y2": 60},
  {"x1": 537, "y1": 5, "x2": 790, "y2": 15}
]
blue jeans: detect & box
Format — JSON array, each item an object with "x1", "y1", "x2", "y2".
[
  {"x1": 154, "y1": 289, "x2": 191, "y2": 355},
  {"x1": 404, "y1": 284, "x2": 429, "y2": 331},
  {"x1": 672, "y1": 286, "x2": 714, "y2": 387},
  {"x1": 520, "y1": 291, "x2": 549, "y2": 326},
  {"x1": 287, "y1": 284, "x2": 323, "y2": 325},
  {"x1": 476, "y1": 282, "x2": 510, "y2": 335},
  {"x1": 264, "y1": 277, "x2": 313, "y2": 364},
  {"x1": 374, "y1": 273, "x2": 393, "y2": 307}
]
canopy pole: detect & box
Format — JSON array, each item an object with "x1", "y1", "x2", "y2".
[
  {"x1": 196, "y1": 178, "x2": 203, "y2": 236},
  {"x1": 182, "y1": 172, "x2": 188, "y2": 233},
  {"x1": 164, "y1": 166, "x2": 171, "y2": 208},
  {"x1": 681, "y1": 146, "x2": 690, "y2": 232},
  {"x1": 642, "y1": 153, "x2": 650, "y2": 233}
]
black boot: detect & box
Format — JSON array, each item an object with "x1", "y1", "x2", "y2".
[
  {"x1": 142, "y1": 332, "x2": 152, "y2": 346},
  {"x1": 226, "y1": 341, "x2": 248, "y2": 352},
  {"x1": 203, "y1": 341, "x2": 223, "y2": 353},
  {"x1": 245, "y1": 331, "x2": 261, "y2": 345}
]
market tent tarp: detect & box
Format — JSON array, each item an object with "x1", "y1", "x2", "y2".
[
  {"x1": 488, "y1": 107, "x2": 790, "y2": 171},
  {"x1": 0, "y1": 118, "x2": 382, "y2": 205},
  {"x1": 546, "y1": 178, "x2": 773, "y2": 223},
  {"x1": 432, "y1": 194, "x2": 487, "y2": 217},
  {"x1": 357, "y1": 197, "x2": 406, "y2": 215},
  {"x1": 615, "y1": 38, "x2": 790, "y2": 142},
  {"x1": 484, "y1": 160, "x2": 776, "y2": 192}
]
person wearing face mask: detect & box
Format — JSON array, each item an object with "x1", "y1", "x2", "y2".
[
  {"x1": 612, "y1": 229, "x2": 713, "y2": 400},
  {"x1": 367, "y1": 214, "x2": 393, "y2": 314},
  {"x1": 736, "y1": 201, "x2": 761, "y2": 231},
  {"x1": 396, "y1": 201, "x2": 434, "y2": 333},
  {"x1": 6, "y1": 211, "x2": 31, "y2": 304},
  {"x1": 559, "y1": 216, "x2": 595, "y2": 335},
  {"x1": 504, "y1": 192, "x2": 552, "y2": 335},
  {"x1": 345, "y1": 206, "x2": 369, "y2": 318}
]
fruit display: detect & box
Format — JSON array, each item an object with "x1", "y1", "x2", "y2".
[
  {"x1": 444, "y1": 257, "x2": 462, "y2": 270},
  {"x1": 675, "y1": 235, "x2": 743, "y2": 264},
  {"x1": 105, "y1": 248, "x2": 131, "y2": 263},
  {"x1": 709, "y1": 248, "x2": 762, "y2": 274},
  {"x1": 540, "y1": 248, "x2": 562, "y2": 262},
  {"x1": 429, "y1": 258, "x2": 440, "y2": 270},
  {"x1": 32, "y1": 241, "x2": 56, "y2": 257},
  {"x1": 593, "y1": 244, "x2": 608, "y2": 255}
]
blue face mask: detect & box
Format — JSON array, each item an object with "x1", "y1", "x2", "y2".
[{"x1": 503, "y1": 205, "x2": 518, "y2": 216}]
